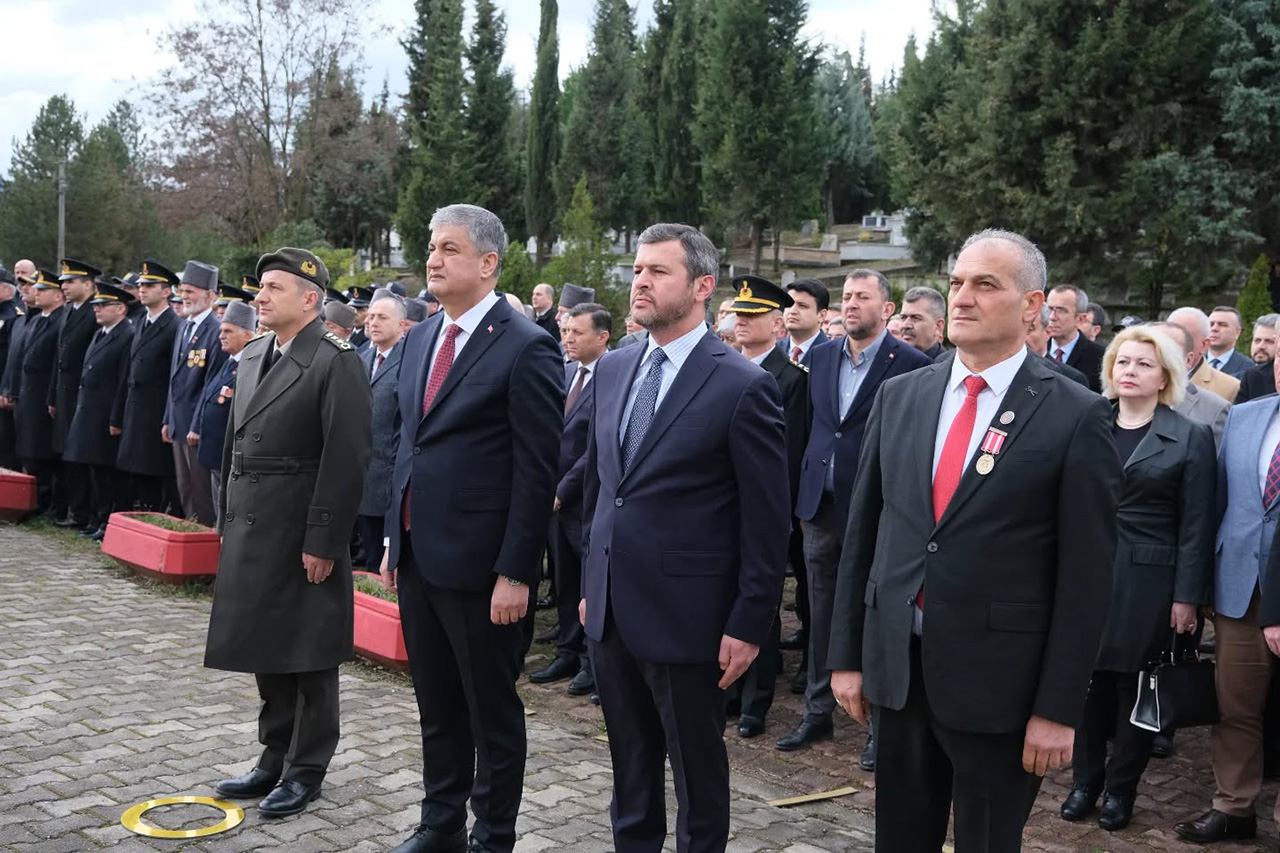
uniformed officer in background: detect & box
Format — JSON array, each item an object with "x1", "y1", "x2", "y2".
[
  {"x1": 205, "y1": 247, "x2": 371, "y2": 820},
  {"x1": 50, "y1": 259, "x2": 101, "y2": 530},
  {"x1": 0, "y1": 267, "x2": 24, "y2": 470}
]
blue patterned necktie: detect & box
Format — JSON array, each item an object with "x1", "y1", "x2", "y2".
[{"x1": 621, "y1": 348, "x2": 668, "y2": 473}]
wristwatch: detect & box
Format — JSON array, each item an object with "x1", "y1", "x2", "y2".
[{"x1": 503, "y1": 575, "x2": 526, "y2": 587}]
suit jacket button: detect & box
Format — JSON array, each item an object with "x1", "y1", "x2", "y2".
[
  {"x1": 614, "y1": 497, "x2": 624, "y2": 507},
  {"x1": 926, "y1": 542, "x2": 938, "y2": 553},
  {"x1": 413, "y1": 447, "x2": 421, "y2": 455},
  {"x1": 225, "y1": 512, "x2": 235, "y2": 522},
  {"x1": 249, "y1": 473, "x2": 259, "y2": 483},
  {"x1": 834, "y1": 431, "x2": 842, "y2": 439},
  {"x1": 246, "y1": 514, "x2": 255, "y2": 525},
  {"x1": 251, "y1": 432, "x2": 262, "y2": 441},
  {"x1": 235, "y1": 430, "x2": 244, "y2": 440}
]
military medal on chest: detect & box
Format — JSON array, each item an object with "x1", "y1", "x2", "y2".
[{"x1": 976, "y1": 425, "x2": 1008, "y2": 476}]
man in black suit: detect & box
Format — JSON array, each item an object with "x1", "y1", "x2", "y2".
[
  {"x1": 63, "y1": 282, "x2": 136, "y2": 540},
  {"x1": 900, "y1": 286, "x2": 949, "y2": 361},
  {"x1": 1026, "y1": 304, "x2": 1091, "y2": 388},
  {"x1": 18, "y1": 270, "x2": 67, "y2": 515},
  {"x1": 529, "y1": 301, "x2": 611, "y2": 695},
  {"x1": 781, "y1": 270, "x2": 932, "y2": 762},
  {"x1": 726, "y1": 274, "x2": 810, "y2": 738},
  {"x1": 580, "y1": 223, "x2": 790, "y2": 853},
  {"x1": 116, "y1": 260, "x2": 182, "y2": 513},
  {"x1": 780, "y1": 278, "x2": 828, "y2": 367},
  {"x1": 530, "y1": 283, "x2": 559, "y2": 338},
  {"x1": 829, "y1": 229, "x2": 1123, "y2": 852},
  {"x1": 50, "y1": 259, "x2": 101, "y2": 530},
  {"x1": 381, "y1": 204, "x2": 563, "y2": 853},
  {"x1": 1206, "y1": 306, "x2": 1254, "y2": 379},
  {"x1": 164, "y1": 261, "x2": 226, "y2": 524},
  {"x1": 0, "y1": 266, "x2": 23, "y2": 470},
  {"x1": 354, "y1": 292, "x2": 405, "y2": 574},
  {"x1": 1046, "y1": 283, "x2": 1105, "y2": 392}
]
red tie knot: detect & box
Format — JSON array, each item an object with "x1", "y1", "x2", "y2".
[
  {"x1": 444, "y1": 323, "x2": 462, "y2": 341},
  {"x1": 963, "y1": 375, "x2": 987, "y2": 398}
]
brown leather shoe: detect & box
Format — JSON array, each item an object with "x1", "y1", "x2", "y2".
[{"x1": 1173, "y1": 809, "x2": 1256, "y2": 843}]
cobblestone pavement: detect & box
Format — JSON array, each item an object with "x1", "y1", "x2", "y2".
[{"x1": 0, "y1": 520, "x2": 1273, "y2": 852}]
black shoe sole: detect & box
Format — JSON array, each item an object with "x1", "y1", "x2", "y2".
[{"x1": 214, "y1": 783, "x2": 279, "y2": 799}]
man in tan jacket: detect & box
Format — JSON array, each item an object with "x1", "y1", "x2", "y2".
[{"x1": 1169, "y1": 307, "x2": 1240, "y2": 403}]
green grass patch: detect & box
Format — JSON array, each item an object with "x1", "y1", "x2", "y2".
[
  {"x1": 354, "y1": 575, "x2": 398, "y2": 603},
  {"x1": 130, "y1": 513, "x2": 211, "y2": 533}
]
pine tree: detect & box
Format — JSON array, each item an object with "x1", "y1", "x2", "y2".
[
  {"x1": 647, "y1": 0, "x2": 702, "y2": 225},
  {"x1": 1238, "y1": 253, "x2": 1274, "y2": 354},
  {"x1": 815, "y1": 50, "x2": 878, "y2": 227},
  {"x1": 397, "y1": 0, "x2": 468, "y2": 268},
  {"x1": 544, "y1": 174, "x2": 627, "y2": 322},
  {"x1": 465, "y1": 0, "x2": 523, "y2": 237},
  {"x1": 525, "y1": 0, "x2": 561, "y2": 268},
  {"x1": 558, "y1": 0, "x2": 645, "y2": 245},
  {"x1": 696, "y1": 0, "x2": 822, "y2": 272}
]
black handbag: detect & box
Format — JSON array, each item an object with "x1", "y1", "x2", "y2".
[{"x1": 1130, "y1": 629, "x2": 1219, "y2": 732}]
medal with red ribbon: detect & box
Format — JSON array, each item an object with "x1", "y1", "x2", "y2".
[{"x1": 976, "y1": 426, "x2": 1007, "y2": 475}]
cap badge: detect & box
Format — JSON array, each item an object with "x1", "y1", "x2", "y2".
[
  {"x1": 738, "y1": 284, "x2": 753, "y2": 300},
  {"x1": 301, "y1": 260, "x2": 317, "y2": 276}
]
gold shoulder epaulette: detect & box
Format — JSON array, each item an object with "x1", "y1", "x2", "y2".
[
  {"x1": 322, "y1": 330, "x2": 353, "y2": 351},
  {"x1": 790, "y1": 358, "x2": 809, "y2": 373}
]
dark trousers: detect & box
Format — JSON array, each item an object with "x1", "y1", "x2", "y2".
[
  {"x1": 0, "y1": 409, "x2": 19, "y2": 471},
  {"x1": 788, "y1": 520, "x2": 809, "y2": 633},
  {"x1": 551, "y1": 514, "x2": 589, "y2": 673},
  {"x1": 801, "y1": 497, "x2": 842, "y2": 723},
  {"x1": 875, "y1": 638, "x2": 1042, "y2": 853},
  {"x1": 173, "y1": 441, "x2": 214, "y2": 525},
  {"x1": 254, "y1": 668, "x2": 340, "y2": 787},
  {"x1": 88, "y1": 464, "x2": 119, "y2": 527},
  {"x1": 130, "y1": 473, "x2": 181, "y2": 515},
  {"x1": 355, "y1": 514, "x2": 385, "y2": 573},
  {"x1": 25, "y1": 457, "x2": 62, "y2": 515},
  {"x1": 64, "y1": 460, "x2": 92, "y2": 523},
  {"x1": 737, "y1": 610, "x2": 781, "y2": 724},
  {"x1": 591, "y1": 613, "x2": 730, "y2": 853},
  {"x1": 1072, "y1": 669, "x2": 1153, "y2": 798},
  {"x1": 398, "y1": 537, "x2": 526, "y2": 853}
]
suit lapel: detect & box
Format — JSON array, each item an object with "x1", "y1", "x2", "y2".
[
  {"x1": 409, "y1": 315, "x2": 443, "y2": 423},
  {"x1": 1124, "y1": 405, "x2": 1177, "y2": 470},
  {"x1": 565, "y1": 362, "x2": 592, "y2": 420},
  {"x1": 1251, "y1": 397, "x2": 1280, "y2": 508},
  {"x1": 842, "y1": 337, "x2": 898, "y2": 427},
  {"x1": 622, "y1": 332, "x2": 721, "y2": 482},
  {"x1": 913, "y1": 357, "x2": 954, "y2": 511},
  {"x1": 371, "y1": 340, "x2": 402, "y2": 388},
  {"x1": 935, "y1": 355, "x2": 1054, "y2": 531},
  {"x1": 239, "y1": 323, "x2": 319, "y2": 425},
  {"x1": 422, "y1": 302, "x2": 508, "y2": 421},
  {"x1": 602, "y1": 343, "x2": 646, "y2": 482}
]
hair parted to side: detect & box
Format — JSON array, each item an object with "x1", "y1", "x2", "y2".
[
  {"x1": 430, "y1": 204, "x2": 507, "y2": 280},
  {"x1": 1103, "y1": 325, "x2": 1188, "y2": 407},
  {"x1": 637, "y1": 223, "x2": 720, "y2": 282},
  {"x1": 961, "y1": 228, "x2": 1048, "y2": 294},
  {"x1": 567, "y1": 301, "x2": 612, "y2": 335},
  {"x1": 903, "y1": 286, "x2": 946, "y2": 320},
  {"x1": 370, "y1": 289, "x2": 407, "y2": 321},
  {"x1": 1255, "y1": 313, "x2": 1280, "y2": 331}
]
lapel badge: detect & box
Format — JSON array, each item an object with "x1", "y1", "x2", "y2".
[
  {"x1": 999, "y1": 410, "x2": 1015, "y2": 425},
  {"x1": 1026, "y1": 386, "x2": 1037, "y2": 397},
  {"x1": 487, "y1": 325, "x2": 493, "y2": 333}
]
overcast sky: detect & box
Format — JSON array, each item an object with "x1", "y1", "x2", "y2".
[{"x1": 0, "y1": 0, "x2": 937, "y2": 177}]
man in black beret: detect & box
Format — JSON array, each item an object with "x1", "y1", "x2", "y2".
[
  {"x1": 165, "y1": 260, "x2": 226, "y2": 524},
  {"x1": 205, "y1": 246, "x2": 371, "y2": 820}
]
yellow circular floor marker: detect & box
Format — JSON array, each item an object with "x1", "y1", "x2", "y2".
[{"x1": 120, "y1": 796, "x2": 244, "y2": 839}]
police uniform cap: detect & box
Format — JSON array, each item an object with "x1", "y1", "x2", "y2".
[
  {"x1": 0, "y1": 269, "x2": 13, "y2": 285},
  {"x1": 346, "y1": 285, "x2": 375, "y2": 307},
  {"x1": 404, "y1": 299, "x2": 428, "y2": 323},
  {"x1": 137, "y1": 259, "x2": 179, "y2": 286},
  {"x1": 89, "y1": 282, "x2": 137, "y2": 305},
  {"x1": 118, "y1": 271, "x2": 141, "y2": 290},
  {"x1": 727, "y1": 274, "x2": 793, "y2": 314},
  {"x1": 323, "y1": 287, "x2": 349, "y2": 305},
  {"x1": 59, "y1": 258, "x2": 101, "y2": 282},
  {"x1": 387, "y1": 281, "x2": 407, "y2": 297},
  {"x1": 256, "y1": 247, "x2": 330, "y2": 292},
  {"x1": 241, "y1": 274, "x2": 261, "y2": 294},
  {"x1": 34, "y1": 269, "x2": 62, "y2": 290},
  {"x1": 217, "y1": 283, "x2": 252, "y2": 303}
]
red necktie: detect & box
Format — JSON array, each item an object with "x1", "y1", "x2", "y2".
[
  {"x1": 932, "y1": 375, "x2": 988, "y2": 522},
  {"x1": 1054, "y1": 348, "x2": 1064, "y2": 362},
  {"x1": 791, "y1": 345, "x2": 802, "y2": 361},
  {"x1": 404, "y1": 324, "x2": 462, "y2": 530},
  {"x1": 373, "y1": 352, "x2": 385, "y2": 378},
  {"x1": 565, "y1": 365, "x2": 587, "y2": 414},
  {"x1": 1265, "y1": 440, "x2": 1280, "y2": 508}
]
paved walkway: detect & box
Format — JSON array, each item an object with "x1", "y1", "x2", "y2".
[{"x1": 0, "y1": 521, "x2": 1272, "y2": 852}]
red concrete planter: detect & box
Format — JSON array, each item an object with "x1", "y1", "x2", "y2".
[
  {"x1": 353, "y1": 571, "x2": 408, "y2": 670},
  {"x1": 101, "y1": 512, "x2": 221, "y2": 582},
  {"x1": 0, "y1": 468, "x2": 37, "y2": 520}
]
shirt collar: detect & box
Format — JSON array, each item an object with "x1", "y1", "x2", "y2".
[
  {"x1": 843, "y1": 327, "x2": 889, "y2": 368},
  {"x1": 947, "y1": 345, "x2": 1029, "y2": 396},
  {"x1": 749, "y1": 349, "x2": 771, "y2": 365},
  {"x1": 577, "y1": 355, "x2": 600, "y2": 372},
  {"x1": 790, "y1": 330, "x2": 820, "y2": 351},
  {"x1": 230, "y1": 351, "x2": 242, "y2": 362},
  {"x1": 442, "y1": 290, "x2": 500, "y2": 337},
  {"x1": 187, "y1": 307, "x2": 213, "y2": 329},
  {"x1": 1051, "y1": 330, "x2": 1079, "y2": 357},
  {"x1": 642, "y1": 322, "x2": 708, "y2": 371}
]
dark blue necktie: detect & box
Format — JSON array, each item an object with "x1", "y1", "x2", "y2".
[{"x1": 621, "y1": 348, "x2": 667, "y2": 472}]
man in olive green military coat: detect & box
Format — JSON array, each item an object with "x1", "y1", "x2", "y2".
[{"x1": 204, "y1": 247, "x2": 372, "y2": 819}]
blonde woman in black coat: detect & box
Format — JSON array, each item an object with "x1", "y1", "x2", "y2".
[{"x1": 1060, "y1": 324, "x2": 1215, "y2": 831}]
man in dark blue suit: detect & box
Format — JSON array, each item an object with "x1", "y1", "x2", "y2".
[
  {"x1": 529, "y1": 301, "x2": 610, "y2": 695},
  {"x1": 189, "y1": 301, "x2": 256, "y2": 526},
  {"x1": 354, "y1": 292, "x2": 405, "y2": 575},
  {"x1": 380, "y1": 204, "x2": 563, "y2": 853},
  {"x1": 164, "y1": 260, "x2": 226, "y2": 524},
  {"x1": 779, "y1": 278, "x2": 829, "y2": 367},
  {"x1": 779, "y1": 269, "x2": 932, "y2": 759},
  {"x1": 580, "y1": 223, "x2": 790, "y2": 853}
]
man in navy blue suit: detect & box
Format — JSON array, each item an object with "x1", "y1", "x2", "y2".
[
  {"x1": 580, "y1": 223, "x2": 790, "y2": 853},
  {"x1": 528, "y1": 301, "x2": 610, "y2": 696},
  {"x1": 778, "y1": 269, "x2": 932, "y2": 760},
  {"x1": 380, "y1": 204, "x2": 563, "y2": 853},
  {"x1": 163, "y1": 260, "x2": 226, "y2": 524}
]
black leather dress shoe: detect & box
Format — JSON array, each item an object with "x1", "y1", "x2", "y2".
[
  {"x1": 589, "y1": 693, "x2": 600, "y2": 705},
  {"x1": 54, "y1": 516, "x2": 85, "y2": 528},
  {"x1": 567, "y1": 670, "x2": 595, "y2": 696},
  {"x1": 1174, "y1": 809, "x2": 1257, "y2": 842},
  {"x1": 257, "y1": 779, "x2": 321, "y2": 818},
  {"x1": 775, "y1": 717, "x2": 833, "y2": 751},
  {"x1": 390, "y1": 825, "x2": 468, "y2": 853},
  {"x1": 1150, "y1": 732, "x2": 1175, "y2": 758},
  {"x1": 90, "y1": 526, "x2": 106, "y2": 542},
  {"x1": 738, "y1": 716, "x2": 765, "y2": 738},
  {"x1": 779, "y1": 630, "x2": 806, "y2": 651},
  {"x1": 1060, "y1": 784, "x2": 1100, "y2": 821},
  {"x1": 213, "y1": 767, "x2": 280, "y2": 799},
  {"x1": 529, "y1": 656, "x2": 579, "y2": 684},
  {"x1": 1097, "y1": 793, "x2": 1134, "y2": 831},
  {"x1": 78, "y1": 523, "x2": 98, "y2": 537},
  {"x1": 536, "y1": 595, "x2": 555, "y2": 610},
  {"x1": 859, "y1": 734, "x2": 876, "y2": 771}
]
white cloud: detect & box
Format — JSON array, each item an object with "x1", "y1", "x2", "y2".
[{"x1": 0, "y1": 0, "x2": 935, "y2": 175}]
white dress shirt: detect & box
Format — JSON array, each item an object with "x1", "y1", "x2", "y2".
[
  {"x1": 185, "y1": 307, "x2": 213, "y2": 344},
  {"x1": 1049, "y1": 331, "x2": 1080, "y2": 364},
  {"x1": 618, "y1": 322, "x2": 708, "y2": 444},
  {"x1": 932, "y1": 346, "x2": 1030, "y2": 480},
  {"x1": 429, "y1": 290, "x2": 501, "y2": 374},
  {"x1": 1258, "y1": 409, "x2": 1280, "y2": 497}
]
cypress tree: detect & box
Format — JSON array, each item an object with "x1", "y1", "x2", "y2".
[
  {"x1": 465, "y1": 0, "x2": 523, "y2": 237},
  {"x1": 648, "y1": 0, "x2": 702, "y2": 225},
  {"x1": 525, "y1": 0, "x2": 561, "y2": 268},
  {"x1": 1238, "y1": 253, "x2": 1273, "y2": 353}
]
